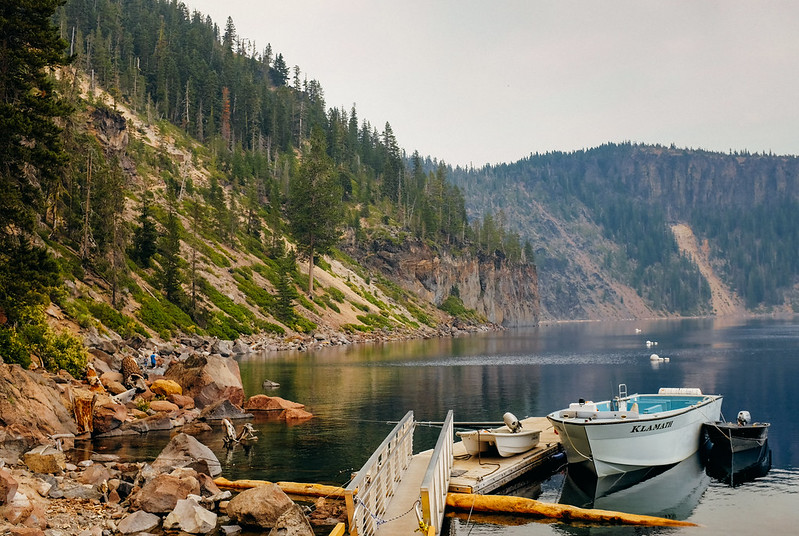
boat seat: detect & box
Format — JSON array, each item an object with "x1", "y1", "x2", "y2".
[{"x1": 642, "y1": 404, "x2": 662, "y2": 414}]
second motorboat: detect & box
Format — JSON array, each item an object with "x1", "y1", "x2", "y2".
[
  {"x1": 547, "y1": 385, "x2": 723, "y2": 477},
  {"x1": 456, "y1": 412, "x2": 541, "y2": 457}
]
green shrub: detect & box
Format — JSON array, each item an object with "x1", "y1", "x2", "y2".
[
  {"x1": 327, "y1": 287, "x2": 345, "y2": 302},
  {"x1": 291, "y1": 316, "x2": 316, "y2": 333},
  {"x1": 0, "y1": 326, "x2": 31, "y2": 368},
  {"x1": 255, "y1": 320, "x2": 285, "y2": 335},
  {"x1": 439, "y1": 295, "x2": 469, "y2": 316},
  {"x1": 342, "y1": 323, "x2": 371, "y2": 333},
  {"x1": 36, "y1": 329, "x2": 88, "y2": 378},
  {"x1": 136, "y1": 296, "x2": 195, "y2": 338},
  {"x1": 356, "y1": 313, "x2": 394, "y2": 330},
  {"x1": 82, "y1": 299, "x2": 148, "y2": 338}
]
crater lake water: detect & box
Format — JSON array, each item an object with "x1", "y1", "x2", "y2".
[{"x1": 87, "y1": 316, "x2": 799, "y2": 534}]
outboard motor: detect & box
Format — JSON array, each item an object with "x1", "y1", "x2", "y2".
[
  {"x1": 737, "y1": 410, "x2": 751, "y2": 426},
  {"x1": 503, "y1": 412, "x2": 522, "y2": 433}
]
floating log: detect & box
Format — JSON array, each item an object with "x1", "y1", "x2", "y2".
[
  {"x1": 445, "y1": 493, "x2": 697, "y2": 527},
  {"x1": 214, "y1": 477, "x2": 348, "y2": 498},
  {"x1": 327, "y1": 523, "x2": 346, "y2": 536}
]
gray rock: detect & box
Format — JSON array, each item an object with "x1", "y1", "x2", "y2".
[
  {"x1": 58, "y1": 480, "x2": 102, "y2": 500},
  {"x1": 212, "y1": 339, "x2": 234, "y2": 357},
  {"x1": 151, "y1": 433, "x2": 222, "y2": 476},
  {"x1": 262, "y1": 380, "x2": 280, "y2": 389},
  {"x1": 163, "y1": 497, "x2": 218, "y2": 533},
  {"x1": 117, "y1": 510, "x2": 160, "y2": 534},
  {"x1": 232, "y1": 340, "x2": 251, "y2": 354},
  {"x1": 199, "y1": 399, "x2": 252, "y2": 422},
  {"x1": 221, "y1": 525, "x2": 242, "y2": 536},
  {"x1": 268, "y1": 503, "x2": 314, "y2": 536}
]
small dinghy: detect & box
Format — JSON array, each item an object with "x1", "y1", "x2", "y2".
[
  {"x1": 456, "y1": 412, "x2": 541, "y2": 457},
  {"x1": 704, "y1": 410, "x2": 770, "y2": 453}
]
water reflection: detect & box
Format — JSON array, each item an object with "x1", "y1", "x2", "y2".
[
  {"x1": 559, "y1": 453, "x2": 710, "y2": 519},
  {"x1": 704, "y1": 440, "x2": 773, "y2": 487}
]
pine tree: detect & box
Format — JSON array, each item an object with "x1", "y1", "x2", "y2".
[
  {"x1": 287, "y1": 127, "x2": 343, "y2": 295},
  {"x1": 0, "y1": 0, "x2": 72, "y2": 238},
  {"x1": 159, "y1": 198, "x2": 184, "y2": 305},
  {"x1": 132, "y1": 193, "x2": 158, "y2": 267}
]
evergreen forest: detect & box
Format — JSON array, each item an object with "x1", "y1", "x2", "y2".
[
  {"x1": 0, "y1": 0, "x2": 533, "y2": 374},
  {"x1": 451, "y1": 143, "x2": 799, "y2": 316}
]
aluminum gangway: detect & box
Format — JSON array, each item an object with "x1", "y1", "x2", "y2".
[{"x1": 343, "y1": 411, "x2": 453, "y2": 536}]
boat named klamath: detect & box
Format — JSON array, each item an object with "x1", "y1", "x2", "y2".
[{"x1": 547, "y1": 385, "x2": 723, "y2": 477}]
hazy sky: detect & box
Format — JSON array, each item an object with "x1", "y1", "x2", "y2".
[{"x1": 186, "y1": 0, "x2": 799, "y2": 167}]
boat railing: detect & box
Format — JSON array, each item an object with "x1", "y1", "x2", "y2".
[
  {"x1": 344, "y1": 410, "x2": 415, "y2": 536},
  {"x1": 420, "y1": 410, "x2": 454, "y2": 535}
]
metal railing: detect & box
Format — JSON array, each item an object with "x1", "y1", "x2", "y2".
[
  {"x1": 344, "y1": 410, "x2": 415, "y2": 536},
  {"x1": 420, "y1": 410, "x2": 453, "y2": 535}
]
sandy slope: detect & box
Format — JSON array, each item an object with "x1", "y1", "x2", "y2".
[{"x1": 671, "y1": 223, "x2": 744, "y2": 316}]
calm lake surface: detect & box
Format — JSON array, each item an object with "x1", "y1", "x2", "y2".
[{"x1": 92, "y1": 316, "x2": 799, "y2": 534}]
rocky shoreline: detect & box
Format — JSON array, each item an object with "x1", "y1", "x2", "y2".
[{"x1": 0, "y1": 322, "x2": 499, "y2": 535}]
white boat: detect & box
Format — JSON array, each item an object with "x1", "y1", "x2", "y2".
[
  {"x1": 456, "y1": 412, "x2": 541, "y2": 457},
  {"x1": 547, "y1": 385, "x2": 723, "y2": 477}
]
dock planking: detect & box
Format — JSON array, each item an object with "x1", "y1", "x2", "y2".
[{"x1": 448, "y1": 416, "x2": 561, "y2": 494}]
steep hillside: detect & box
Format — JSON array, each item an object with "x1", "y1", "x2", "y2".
[
  {"x1": 451, "y1": 143, "x2": 799, "y2": 320},
  {"x1": 17, "y1": 78, "x2": 535, "y2": 364},
  {"x1": 1, "y1": 0, "x2": 541, "y2": 377}
]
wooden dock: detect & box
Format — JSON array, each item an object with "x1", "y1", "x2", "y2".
[{"x1": 448, "y1": 416, "x2": 561, "y2": 494}]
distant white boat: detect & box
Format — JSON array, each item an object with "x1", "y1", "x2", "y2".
[
  {"x1": 456, "y1": 412, "x2": 541, "y2": 457},
  {"x1": 547, "y1": 385, "x2": 723, "y2": 477}
]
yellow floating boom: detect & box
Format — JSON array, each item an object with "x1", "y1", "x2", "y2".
[
  {"x1": 214, "y1": 477, "x2": 348, "y2": 498},
  {"x1": 445, "y1": 493, "x2": 697, "y2": 527}
]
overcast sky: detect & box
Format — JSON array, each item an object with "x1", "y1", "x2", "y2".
[{"x1": 185, "y1": 0, "x2": 799, "y2": 167}]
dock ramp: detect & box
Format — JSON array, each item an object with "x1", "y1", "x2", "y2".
[{"x1": 344, "y1": 411, "x2": 453, "y2": 535}]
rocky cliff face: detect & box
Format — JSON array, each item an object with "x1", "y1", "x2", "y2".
[{"x1": 348, "y1": 238, "x2": 539, "y2": 327}]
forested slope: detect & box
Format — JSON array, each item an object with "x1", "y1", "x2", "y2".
[
  {"x1": 451, "y1": 143, "x2": 799, "y2": 319},
  {"x1": 0, "y1": 0, "x2": 538, "y2": 375}
]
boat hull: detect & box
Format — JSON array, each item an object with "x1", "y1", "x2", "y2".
[
  {"x1": 456, "y1": 427, "x2": 541, "y2": 457},
  {"x1": 548, "y1": 392, "x2": 723, "y2": 477},
  {"x1": 704, "y1": 422, "x2": 769, "y2": 453}
]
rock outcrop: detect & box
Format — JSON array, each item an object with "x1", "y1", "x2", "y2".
[
  {"x1": 0, "y1": 364, "x2": 78, "y2": 451},
  {"x1": 348, "y1": 237, "x2": 539, "y2": 327}
]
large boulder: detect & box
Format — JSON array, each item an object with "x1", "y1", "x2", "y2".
[
  {"x1": 133, "y1": 472, "x2": 200, "y2": 513},
  {"x1": 0, "y1": 364, "x2": 78, "y2": 446},
  {"x1": 226, "y1": 483, "x2": 293, "y2": 529},
  {"x1": 151, "y1": 433, "x2": 221, "y2": 476},
  {"x1": 165, "y1": 354, "x2": 244, "y2": 408},
  {"x1": 22, "y1": 446, "x2": 65, "y2": 474},
  {"x1": 150, "y1": 379, "x2": 182, "y2": 397},
  {"x1": 92, "y1": 401, "x2": 129, "y2": 434},
  {"x1": 163, "y1": 497, "x2": 217, "y2": 533}
]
